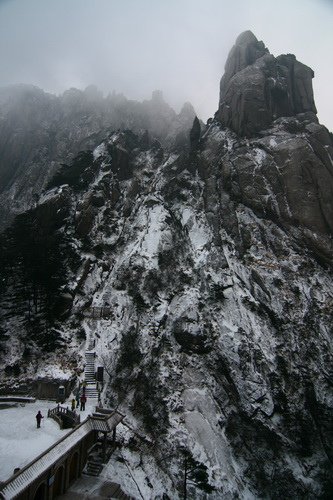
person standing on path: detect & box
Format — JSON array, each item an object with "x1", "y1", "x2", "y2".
[
  {"x1": 80, "y1": 394, "x2": 87, "y2": 411},
  {"x1": 76, "y1": 390, "x2": 80, "y2": 408},
  {"x1": 36, "y1": 411, "x2": 44, "y2": 428}
]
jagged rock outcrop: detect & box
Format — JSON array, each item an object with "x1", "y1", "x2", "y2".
[{"x1": 217, "y1": 31, "x2": 317, "y2": 136}]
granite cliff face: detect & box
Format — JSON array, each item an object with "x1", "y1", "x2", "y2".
[
  {"x1": 217, "y1": 31, "x2": 317, "y2": 136},
  {"x1": 0, "y1": 32, "x2": 333, "y2": 498},
  {"x1": 216, "y1": 31, "x2": 333, "y2": 265}
]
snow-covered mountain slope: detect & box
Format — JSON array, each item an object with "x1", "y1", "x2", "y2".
[
  {"x1": 0, "y1": 31, "x2": 333, "y2": 498},
  {"x1": 0, "y1": 84, "x2": 195, "y2": 230}
]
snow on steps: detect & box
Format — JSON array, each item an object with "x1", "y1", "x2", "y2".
[
  {"x1": 83, "y1": 459, "x2": 103, "y2": 477},
  {"x1": 84, "y1": 351, "x2": 99, "y2": 399}
]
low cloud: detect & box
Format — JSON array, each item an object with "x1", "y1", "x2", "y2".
[{"x1": 0, "y1": 0, "x2": 332, "y2": 128}]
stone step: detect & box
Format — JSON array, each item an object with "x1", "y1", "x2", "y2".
[
  {"x1": 107, "y1": 483, "x2": 134, "y2": 500},
  {"x1": 88, "y1": 460, "x2": 102, "y2": 468},
  {"x1": 84, "y1": 461, "x2": 103, "y2": 477}
]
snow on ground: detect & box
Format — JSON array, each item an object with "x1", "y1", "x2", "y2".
[
  {"x1": 92, "y1": 142, "x2": 106, "y2": 161},
  {"x1": 0, "y1": 400, "x2": 71, "y2": 481},
  {"x1": 36, "y1": 365, "x2": 73, "y2": 379},
  {"x1": 181, "y1": 207, "x2": 211, "y2": 255},
  {"x1": 0, "y1": 396, "x2": 98, "y2": 482},
  {"x1": 253, "y1": 147, "x2": 266, "y2": 165}
]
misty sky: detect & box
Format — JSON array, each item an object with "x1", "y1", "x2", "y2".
[{"x1": 0, "y1": 0, "x2": 332, "y2": 130}]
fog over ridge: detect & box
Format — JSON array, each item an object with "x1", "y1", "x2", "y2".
[{"x1": 0, "y1": 0, "x2": 332, "y2": 130}]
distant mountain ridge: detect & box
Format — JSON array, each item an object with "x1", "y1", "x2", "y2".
[{"x1": 0, "y1": 84, "x2": 196, "y2": 228}]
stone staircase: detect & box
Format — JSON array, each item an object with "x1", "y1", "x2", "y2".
[
  {"x1": 84, "y1": 350, "x2": 99, "y2": 399},
  {"x1": 84, "y1": 458, "x2": 103, "y2": 477}
]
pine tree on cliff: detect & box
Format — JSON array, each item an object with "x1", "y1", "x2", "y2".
[{"x1": 189, "y1": 115, "x2": 201, "y2": 149}]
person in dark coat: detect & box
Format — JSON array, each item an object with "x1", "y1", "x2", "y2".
[
  {"x1": 36, "y1": 410, "x2": 43, "y2": 428},
  {"x1": 80, "y1": 394, "x2": 87, "y2": 411}
]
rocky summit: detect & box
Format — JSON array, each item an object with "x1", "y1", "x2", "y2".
[
  {"x1": 0, "y1": 31, "x2": 333, "y2": 498},
  {"x1": 217, "y1": 30, "x2": 318, "y2": 137}
]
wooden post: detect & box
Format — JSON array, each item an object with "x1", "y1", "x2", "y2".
[
  {"x1": 103, "y1": 433, "x2": 107, "y2": 463},
  {"x1": 184, "y1": 456, "x2": 188, "y2": 500}
]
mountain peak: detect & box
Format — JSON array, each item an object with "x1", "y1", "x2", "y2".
[
  {"x1": 217, "y1": 31, "x2": 317, "y2": 136},
  {"x1": 219, "y1": 31, "x2": 268, "y2": 101},
  {"x1": 235, "y1": 29, "x2": 259, "y2": 45}
]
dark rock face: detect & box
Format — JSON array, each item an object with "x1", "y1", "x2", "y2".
[
  {"x1": 217, "y1": 31, "x2": 317, "y2": 136},
  {"x1": 200, "y1": 118, "x2": 333, "y2": 264}
]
